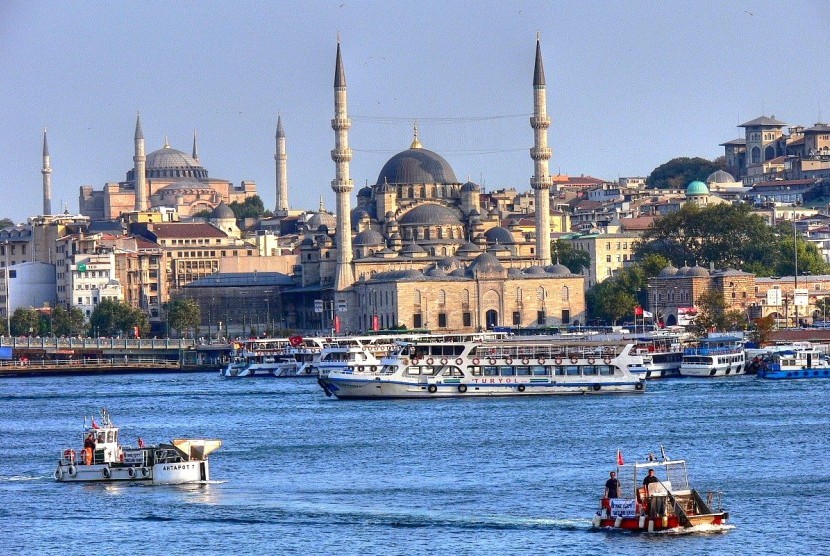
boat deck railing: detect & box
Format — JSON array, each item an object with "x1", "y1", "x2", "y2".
[
  {"x1": 682, "y1": 346, "x2": 741, "y2": 356},
  {"x1": 472, "y1": 342, "x2": 627, "y2": 360}
]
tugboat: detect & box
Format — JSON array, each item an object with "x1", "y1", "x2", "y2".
[
  {"x1": 592, "y1": 448, "x2": 729, "y2": 532},
  {"x1": 54, "y1": 409, "x2": 221, "y2": 484}
]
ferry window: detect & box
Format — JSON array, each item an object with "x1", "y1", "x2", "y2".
[
  {"x1": 469, "y1": 366, "x2": 481, "y2": 376},
  {"x1": 555, "y1": 366, "x2": 566, "y2": 376},
  {"x1": 516, "y1": 366, "x2": 531, "y2": 376},
  {"x1": 500, "y1": 366, "x2": 515, "y2": 376},
  {"x1": 406, "y1": 366, "x2": 421, "y2": 375},
  {"x1": 583, "y1": 366, "x2": 598, "y2": 376},
  {"x1": 531, "y1": 365, "x2": 547, "y2": 376},
  {"x1": 108, "y1": 431, "x2": 116, "y2": 442},
  {"x1": 565, "y1": 365, "x2": 580, "y2": 376},
  {"x1": 97, "y1": 432, "x2": 106, "y2": 443},
  {"x1": 483, "y1": 366, "x2": 498, "y2": 376},
  {"x1": 599, "y1": 365, "x2": 614, "y2": 376}
]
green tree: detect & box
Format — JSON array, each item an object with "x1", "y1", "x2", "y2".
[
  {"x1": 748, "y1": 315, "x2": 776, "y2": 346},
  {"x1": 586, "y1": 266, "x2": 647, "y2": 324},
  {"x1": 551, "y1": 239, "x2": 591, "y2": 273},
  {"x1": 10, "y1": 308, "x2": 43, "y2": 336},
  {"x1": 639, "y1": 253, "x2": 671, "y2": 278},
  {"x1": 165, "y1": 297, "x2": 201, "y2": 338},
  {"x1": 689, "y1": 289, "x2": 747, "y2": 335},
  {"x1": 0, "y1": 218, "x2": 14, "y2": 229},
  {"x1": 88, "y1": 299, "x2": 148, "y2": 337},
  {"x1": 229, "y1": 195, "x2": 265, "y2": 219},
  {"x1": 646, "y1": 157, "x2": 727, "y2": 189},
  {"x1": 51, "y1": 306, "x2": 86, "y2": 336},
  {"x1": 814, "y1": 297, "x2": 830, "y2": 323}
]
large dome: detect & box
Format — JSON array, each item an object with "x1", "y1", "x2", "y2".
[
  {"x1": 144, "y1": 145, "x2": 208, "y2": 179},
  {"x1": 375, "y1": 147, "x2": 458, "y2": 185},
  {"x1": 399, "y1": 203, "x2": 463, "y2": 226}
]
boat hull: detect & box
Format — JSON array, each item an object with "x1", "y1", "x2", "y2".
[
  {"x1": 679, "y1": 364, "x2": 745, "y2": 377},
  {"x1": 758, "y1": 368, "x2": 830, "y2": 379},
  {"x1": 594, "y1": 512, "x2": 727, "y2": 531},
  {"x1": 54, "y1": 461, "x2": 208, "y2": 484},
  {"x1": 318, "y1": 377, "x2": 644, "y2": 399}
]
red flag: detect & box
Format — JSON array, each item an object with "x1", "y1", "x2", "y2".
[
  {"x1": 634, "y1": 306, "x2": 643, "y2": 316},
  {"x1": 91, "y1": 419, "x2": 100, "y2": 430},
  {"x1": 617, "y1": 449, "x2": 624, "y2": 466},
  {"x1": 288, "y1": 335, "x2": 304, "y2": 347},
  {"x1": 137, "y1": 437, "x2": 145, "y2": 448}
]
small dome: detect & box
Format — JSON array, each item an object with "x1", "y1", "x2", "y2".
[
  {"x1": 213, "y1": 201, "x2": 235, "y2": 219},
  {"x1": 307, "y1": 210, "x2": 336, "y2": 231},
  {"x1": 687, "y1": 265, "x2": 710, "y2": 277},
  {"x1": 659, "y1": 265, "x2": 679, "y2": 277},
  {"x1": 456, "y1": 242, "x2": 481, "y2": 255},
  {"x1": 487, "y1": 243, "x2": 511, "y2": 255},
  {"x1": 353, "y1": 229, "x2": 386, "y2": 246},
  {"x1": 484, "y1": 226, "x2": 515, "y2": 245},
  {"x1": 523, "y1": 266, "x2": 548, "y2": 275},
  {"x1": 375, "y1": 147, "x2": 458, "y2": 185},
  {"x1": 461, "y1": 181, "x2": 480, "y2": 192},
  {"x1": 427, "y1": 268, "x2": 448, "y2": 278},
  {"x1": 401, "y1": 242, "x2": 427, "y2": 255},
  {"x1": 399, "y1": 203, "x2": 462, "y2": 226},
  {"x1": 545, "y1": 263, "x2": 572, "y2": 275},
  {"x1": 677, "y1": 265, "x2": 692, "y2": 276},
  {"x1": 468, "y1": 252, "x2": 504, "y2": 274},
  {"x1": 357, "y1": 185, "x2": 373, "y2": 197},
  {"x1": 400, "y1": 269, "x2": 424, "y2": 280},
  {"x1": 707, "y1": 170, "x2": 736, "y2": 184},
  {"x1": 449, "y1": 268, "x2": 467, "y2": 277},
  {"x1": 300, "y1": 237, "x2": 315, "y2": 247},
  {"x1": 507, "y1": 268, "x2": 525, "y2": 277},
  {"x1": 437, "y1": 256, "x2": 462, "y2": 270},
  {"x1": 686, "y1": 180, "x2": 709, "y2": 196}
]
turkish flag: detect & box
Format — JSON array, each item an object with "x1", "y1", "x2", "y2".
[
  {"x1": 617, "y1": 449, "x2": 624, "y2": 466},
  {"x1": 634, "y1": 306, "x2": 643, "y2": 316},
  {"x1": 288, "y1": 335, "x2": 304, "y2": 347}
]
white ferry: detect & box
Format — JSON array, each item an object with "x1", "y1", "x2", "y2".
[
  {"x1": 317, "y1": 336, "x2": 645, "y2": 399},
  {"x1": 630, "y1": 334, "x2": 685, "y2": 379},
  {"x1": 220, "y1": 336, "x2": 330, "y2": 378},
  {"x1": 679, "y1": 335, "x2": 745, "y2": 377},
  {"x1": 54, "y1": 409, "x2": 221, "y2": 484}
]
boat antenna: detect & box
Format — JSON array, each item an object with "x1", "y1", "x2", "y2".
[{"x1": 660, "y1": 445, "x2": 667, "y2": 461}]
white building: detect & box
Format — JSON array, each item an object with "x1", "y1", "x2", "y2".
[
  {"x1": 0, "y1": 262, "x2": 57, "y2": 322},
  {"x1": 69, "y1": 252, "x2": 123, "y2": 318}
]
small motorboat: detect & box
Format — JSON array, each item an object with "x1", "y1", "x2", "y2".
[
  {"x1": 592, "y1": 447, "x2": 728, "y2": 532},
  {"x1": 54, "y1": 408, "x2": 221, "y2": 484}
]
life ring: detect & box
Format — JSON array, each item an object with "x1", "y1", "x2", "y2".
[
  {"x1": 522, "y1": 358, "x2": 529, "y2": 365},
  {"x1": 128, "y1": 467, "x2": 136, "y2": 478},
  {"x1": 518, "y1": 385, "x2": 526, "y2": 392},
  {"x1": 488, "y1": 358, "x2": 497, "y2": 365},
  {"x1": 440, "y1": 358, "x2": 448, "y2": 365},
  {"x1": 63, "y1": 449, "x2": 76, "y2": 461},
  {"x1": 68, "y1": 466, "x2": 77, "y2": 477},
  {"x1": 635, "y1": 382, "x2": 644, "y2": 391},
  {"x1": 412, "y1": 358, "x2": 419, "y2": 365},
  {"x1": 554, "y1": 357, "x2": 563, "y2": 365},
  {"x1": 587, "y1": 357, "x2": 596, "y2": 365},
  {"x1": 427, "y1": 384, "x2": 438, "y2": 394},
  {"x1": 472, "y1": 358, "x2": 480, "y2": 365},
  {"x1": 538, "y1": 358, "x2": 546, "y2": 365},
  {"x1": 603, "y1": 356, "x2": 612, "y2": 364},
  {"x1": 427, "y1": 358, "x2": 434, "y2": 365},
  {"x1": 570, "y1": 356, "x2": 579, "y2": 364},
  {"x1": 506, "y1": 358, "x2": 513, "y2": 365},
  {"x1": 456, "y1": 358, "x2": 464, "y2": 365},
  {"x1": 457, "y1": 384, "x2": 468, "y2": 393},
  {"x1": 102, "y1": 468, "x2": 111, "y2": 479},
  {"x1": 141, "y1": 467, "x2": 150, "y2": 477},
  {"x1": 592, "y1": 384, "x2": 601, "y2": 392}
]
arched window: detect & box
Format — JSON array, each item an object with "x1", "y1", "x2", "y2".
[
  {"x1": 463, "y1": 289, "x2": 470, "y2": 305},
  {"x1": 414, "y1": 290, "x2": 422, "y2": 306},
  {"x1": 438, "y1": 289, "x2": 446, "y2": 305},
  {"x1": 561, "y1": 286, "x2": 569, "y2": 301},
  {"x1": 516, "y1": 288, "x2": 522, "y2": 302},
  {"x1": 764, "y1": 145, "x2": 775, "y2": 160},
  {"x1": 751, "y1": 146, "x2": 761, "y2": 164},
  {"x1": 536, "y1": 287, "x2": 546, "y2": 301}
]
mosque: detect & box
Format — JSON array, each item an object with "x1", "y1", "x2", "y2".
[
  {"x1": 78, "y1": 120, "x2": 257, "y2": 220},
  {"x1": 288, "y1": 39, "x2": 586, "y2": 333}
]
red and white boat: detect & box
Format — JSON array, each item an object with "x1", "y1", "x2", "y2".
[{"x1": 592, "y1": 448, "x2": 729, "y2": 532}]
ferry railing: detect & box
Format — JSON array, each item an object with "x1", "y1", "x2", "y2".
[
  {"x1": 473, "y1": 343, "x2": 625, "y2": 361},
  {"x1": 682, "y1": 346, "x2": 739, "y2": 356}
]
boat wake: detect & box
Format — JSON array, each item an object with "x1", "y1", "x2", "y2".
[
  {"x1": 0, "y1": 474, "x2": 47, "y2": 482},
  {"x1": 657, "y1": 523, "x2": 735, "y2": 535}
]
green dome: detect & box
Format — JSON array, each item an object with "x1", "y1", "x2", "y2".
[{"x1": 686, "y1": 180, "x2": 709, "y2": 196}]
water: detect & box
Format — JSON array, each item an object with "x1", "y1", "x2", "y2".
[{"x1": 1, "y1": 373, "x2": 828, "y2": 554}]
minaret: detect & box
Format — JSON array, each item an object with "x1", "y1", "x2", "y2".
[
  {"x1": 133, "y1": 112, "x2": 147, "y2": 211},
  {"x1": 530, "y1": 37, "x2": 553, "y2": 266},
  {"x1": 275, "y1": 115, "x2": 289, "y2": 213},
  {"x1": 192, "y1": 130, "x2": 199, "y2": 163},
  {"x1": 41, "y1": 128, "x2": 52, "y2": 215},
  {"x1": 331, "y1": 40, "x2": 355, "y2": 290}
]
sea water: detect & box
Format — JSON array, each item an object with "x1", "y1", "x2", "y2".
[{"x1": 0, "y1": 373, "x2": 827, "y2": 554}]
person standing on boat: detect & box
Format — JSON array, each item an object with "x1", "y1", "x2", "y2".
[
  {"x1": 643, "y1": 469, "x2": 659, "y2": 488},
  {"x1": 604, "y1": 471, "x2": 620, "y2": 499},
  {"x1": 83, "y1": 433, "x2": 95, "y2": 465}
]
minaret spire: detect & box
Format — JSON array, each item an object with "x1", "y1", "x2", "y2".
[
  {"x1": 134, "y1": 111, "x2": 148, "y2": 211},
  {"x1": 192, "y1": 130, "x2": 199, "y2": 162},
  {"x1": 530, "y1": 36, "x2": 553, "y2": 265},
  {"x1": 41, "y1": 127, "x2": 52, "y2": 215},
  {"x1": 274, "y1": 114, "x2": 289, "y2": 213},
  {"x1": 410, "y1": 121, "x2": 422, "y2": 149},
  {"x1": 331, "y1": 39, "x2": 355, "y2": 291}
]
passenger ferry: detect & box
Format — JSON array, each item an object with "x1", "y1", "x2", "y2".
[
  {"x1": 220, "y1": 336, "x2": 329, "y2": 377},
  {"x1": 317, "y1": 335, "x2": 645, "y2": 399},
  {"x1": 630, "y1": 334, "x2": 685, "y2": 379},
  {"x1": 679, "y1": 335, "x2": 745, "y2": 377},
  {"x1": 593, "y1": 447, "x2": 728, "y2": 532},
  {"x1": 757, "y1": 342, "x2": 830, "y2": 379},
  {"x1": 54, "y1": 409, "x2": 221, "y2": 484}
]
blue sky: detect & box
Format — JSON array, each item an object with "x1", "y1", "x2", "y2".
[{"x1": 1, "y1": 1, "x2": 828, "y2": 221}]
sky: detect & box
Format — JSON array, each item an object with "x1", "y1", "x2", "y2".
[{"x1": 1, "y1": 0, "x2": 829, "y2": 222}]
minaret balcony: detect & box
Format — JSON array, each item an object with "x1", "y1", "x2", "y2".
[
  {"x1": 530, "y1": 147, "x2": 552, "y2": 159},
  {"x1": 331, "y1": 149, "x2": 353, "y2": 163},
  {"x1": 331, "y1": 117, "x2": 352, "y2": 130},
  {"x1": 530, "y1": 116, "x2": 551, "y2": 128}
]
